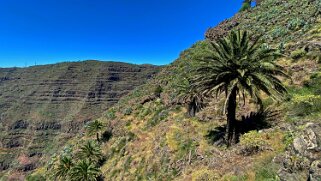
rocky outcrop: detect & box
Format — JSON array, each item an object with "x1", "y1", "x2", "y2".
[
  {"x1": 205, "y1": 18, "x2": 240, "y2": 42},
  {"x1": 275, "y1": 123, "x2": 321, "y2": 181}
]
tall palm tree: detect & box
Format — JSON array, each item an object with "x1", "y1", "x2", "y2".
[
  {"x1": 193, "y1": 30, "x2": 288, "y2": 146},
  {"x1": 70, "y1": 160, "x2": 101, "y2": 181},
  {"x1": 78, "y1": 140, "x2": 103, "y2": 163},
  {"x1": 86, "y1": 120, "x2": 104, "y2": 141},
  {"x1": 54, "y1": 156, "x2": 73, "y2": 180}
]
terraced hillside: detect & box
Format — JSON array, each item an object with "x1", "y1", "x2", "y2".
[{"x1": 0, "y1": 60, "x2": 160, "y2": 178}]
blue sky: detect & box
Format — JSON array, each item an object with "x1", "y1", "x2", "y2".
[{"x1": 0, "y1": 0, "x2": 243, "y2": 67}]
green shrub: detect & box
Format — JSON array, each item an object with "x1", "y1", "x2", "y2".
[
  {"x1": 239, "y1": 131, "x2": 269, "y2": 155},
  {"x1": 254, "y1": 162, "x2": 279, "y2": 181},
  {"x1": 240, "y1": 131, "x2": 268, "y2": 148},
  {"x1": 277, "y1": 42, "x2": 285, "y2": 54},
  {"x1": 146, "y1": 109, "x2": 168, "y2": 128},
  {"x1": 310, "y1": 73, "x2": 321, "y2": 94},
  {"x1": 138, "y1": 107, "x2": 151, "y2": 119},
  {"x1": 166, "y1": 127, "x2": 197, "y2": 159},
  {"x1": 287, "y1": 18, "x2": 306, "y2": 30},
  {"x1": 252, "y1": 154, "x2": 280, "y2": 181},
  {"x1": 306, "y1": 51, "x2": 321, "y2": 62},
  {"x1": 291, "y1": 49, "x2": 307, "y2": 60},
  {"x1": 291, "y1": 94, "x2": 321, "y2": 116},
  {"x1": 154, "y1": 85, "x2": 163, "y2": 97},
  {"x1": 271, "y1": 27, "x2": 288, "y2": 38},
  {"x1": 26, "y1": 174, "x2": 46, "y2": 181},
  {"x1": 106, "y1": 108, "x2": 116, "y2": 120},
  {"x1": 191, "y1": 169, "x2": 220, "y2": 181},
  {"x1": 123, "y1": 107, "x2": 132, "y2": 116},
  {"x1": 239, "y1": 1, "x2": 251, "y2": 12},
  {"x1": 283, "y1": 131, "x2": 295, "y2": 147}
]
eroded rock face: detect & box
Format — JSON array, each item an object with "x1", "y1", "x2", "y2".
[
  {"x1": 275, "y1": 123, "x2": 321, "y2": 181},
  {"x1": 0, "y1": 60, "x2": 161, "y2": 176},
  {"x1": 205, "y1": 18, "x2": 240, "y2": 42}
]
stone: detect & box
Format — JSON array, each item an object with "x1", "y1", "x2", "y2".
[
  {"x1": 276, "y1": 123, "x2": 321, "y2": 181},
  {"x1": 310, "y1": 160, "x2": 321, "y2": 181}
]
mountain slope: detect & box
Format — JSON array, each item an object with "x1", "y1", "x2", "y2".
[
  {"x1": 0, "y1": 60, "x2": 160, "y2": 178},
  {"x1": 29, "y1": 0, "x2": 321, "y2": 180}
]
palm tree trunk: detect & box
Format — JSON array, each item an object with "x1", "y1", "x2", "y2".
[
  {"x1": 226, "y1": 87, "x2": 237, "y2": 147},
  {"x1": 187, "y1": 99, "x2": 197, "y2": 117},
  {"x1": 96, "y1": 132, "x2": 100, "y2": 142}
]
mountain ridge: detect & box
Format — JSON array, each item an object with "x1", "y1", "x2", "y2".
[{"x1": 0, "y1": 60, "x2": 161, "y2": 178}]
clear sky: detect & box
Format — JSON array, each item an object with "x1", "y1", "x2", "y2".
[{"x1": 0, "y1": 0, "x2": 243, "y2": 67}]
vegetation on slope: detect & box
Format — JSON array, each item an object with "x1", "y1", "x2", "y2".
[
  {"x1": 27, "y1": 0, "x2": 321, "y2": 180},
  {"x1": 191, "y1": 30, "x2": 288, "y2": 146}
]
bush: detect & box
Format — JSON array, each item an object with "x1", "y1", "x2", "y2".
[
  {"x1": 254, "y1": 156, "x2": 280, "y2": 181},
  {"x1": 239, "y1": 131, "x2": 269, "y2": 155},
  {"x1": 283, "y1": 131, "x2": 295, "y2": 147},
  {"x1": 191, "y1": 168, "x2": 220, "y2": 181},
  {"x1": 291, "y1": 94, "x2": 321, "y2": 116},
  {"x1": 146, "y1": 109, "x2": 168, "y2": 128},
  {"x1": 306, "y1": 51, "x2": 321, "y2": 63},
  {"x1": 123, "y1": 107, "x2": 132, "y2": 116},
  {"x1": 106, "y1": 109, "x2": 116, "y2": 120},
  {"x1": 154, "y1": 85, "x2": 163, "y2": 97},
  {"x1": 271, "y1": 27, "x2": 288, "y2": 38},
  {"x1": 166, "y1": 127, "x2": 196, "y2": 158},
  {"x1": 287, "y1": 18, "x2": 306, "y2": 30},
  {"x1": 239, "y1": 1, "x2": 251, "y2": 12},
  {"x1": 291, "y1": 49, "x2": 307, "y2": 60},
  {"x1": 138, "y1": 107, "x2": 151, "y2": 119},
  {"x1": 26, "y1": 174, "x2": 46, "y2": 181}
]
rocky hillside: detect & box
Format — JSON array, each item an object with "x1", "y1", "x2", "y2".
[
  {"x1": 0, "y1": 60, "x2": 160, "y2": 178},
  {"x1": 20, "y1": 0, "x2": 321, "y2": 180}
]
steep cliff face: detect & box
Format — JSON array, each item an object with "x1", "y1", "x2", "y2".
[{"x1": 0, "y1": 60, "x2": 160, "y2": 177}]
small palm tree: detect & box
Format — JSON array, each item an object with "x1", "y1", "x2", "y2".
[
  {"x1": 78, "y1": 140, "x2": 103, "y2": 163},
  {"x1": 239, "y1": 0, "x2": 251, "y2": 12},
  {"x1": 86, "y1": 120, "x2": 104, "y2": 141},
  {"x1": 176, "y1": 78, "x2": 206, "y2": 117},
  {"x1": 70, "y1": 160, "x2": 101, "y2": 181},
  {"x1": 193, "y1": 30, "x2": 288, "y2": 146},
  {"x1": 54, "y1": 156, "x2": 73, "y2": 180}
]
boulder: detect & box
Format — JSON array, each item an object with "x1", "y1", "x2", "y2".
[{"x1": 275, "y1": 123, "x2": 321, "y2": 181}]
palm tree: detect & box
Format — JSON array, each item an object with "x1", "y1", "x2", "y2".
[
  {"x1": 193, "y1": 30, "x2": 288, "y2": 146},
  {"x1": 86, "y1": 120, "x2": 104, "y2": 141},
  {"x1": 78, "y1": 140, "x2": 103, "y2": 163},
  {"x1": 239, "y1": 0, "x2": 251, "y2": 12},
  {"x1": 70, "y1": 160, "x2": 101, "y2": 181},
  {"x1": 176, "y1": 78, "x2": 206, "y2": 117},
  {"x1": 54, "y1": 156, "x2": 73, "y2": 180}
]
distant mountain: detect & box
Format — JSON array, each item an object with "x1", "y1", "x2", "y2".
[{"x1": 0, "y1": 60, "x2": 161, "y2": 178}]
